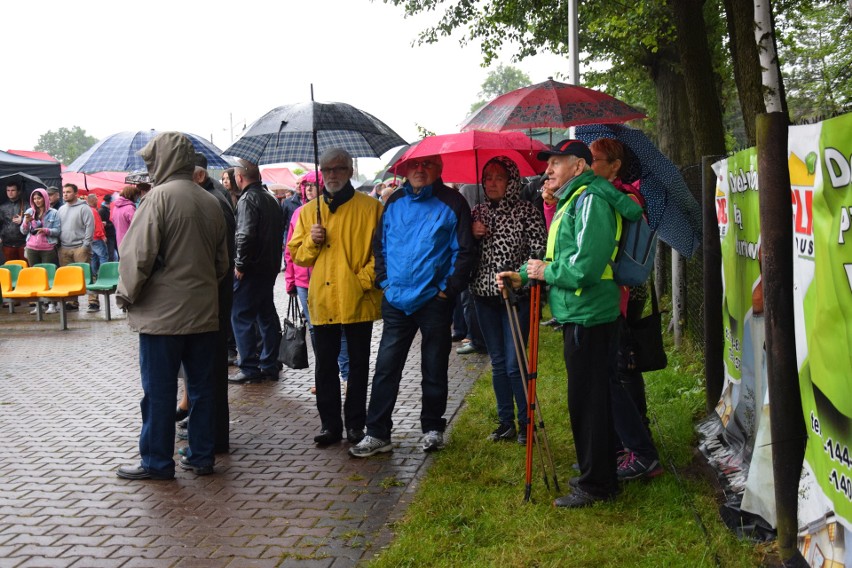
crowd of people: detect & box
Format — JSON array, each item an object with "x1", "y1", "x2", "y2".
[{"x1": 0, "y1": 131, "x2": 662, "y2": 509}]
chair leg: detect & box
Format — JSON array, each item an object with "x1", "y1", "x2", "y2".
[
  {"x1": 59, "y1": 299, "x2": 68, "y2": 330},
  {"x1": 36, "y1": 300, "x2": 44, "y2": 322},
  {"x1": 103, "y1": 294, "x2": 112, "y2": 321}
]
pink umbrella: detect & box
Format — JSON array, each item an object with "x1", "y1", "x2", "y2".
[{"x1": 390, "y1": 131, "x2": 547, "y2": 183}]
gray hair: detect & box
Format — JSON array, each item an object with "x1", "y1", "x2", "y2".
[{"x1": 319, "y1": 148, "x2": 353, "y2": 169}]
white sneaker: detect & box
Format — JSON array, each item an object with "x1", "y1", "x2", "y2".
[
  {"x1": 29, "y1": 307, "x2": 38, "y2": 315},
  {"x1": 348, "y1": 435, "x2": 392, "y2": 458},
  {"x1": 421, "y1": 430, "x2": 444, "y2": 452},
  {"x1": 45, "y1": 304, "x2": 57, "y2": 314}
]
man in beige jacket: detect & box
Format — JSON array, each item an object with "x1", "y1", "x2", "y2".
[{"x1": 115, "y1": 132, "x2": 229, "y2": 481}]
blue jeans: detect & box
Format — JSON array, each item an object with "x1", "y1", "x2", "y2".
[
  {"x1": 232, "y1": 272, "x2": 281, "y2": 376},
  {"x1": 365, "y1": 295, "x2": 453, "y2": 440},
  {"x1": 296, "y1": 286, "x2": 349, "y2": 380},
  {"x1": 90, "y1": 239, "x2": 109, "y2": 275},
  {"x1": 138, "y1": 332, "x2": 217, "y2": 476},
  {"x1": 474, "y1": 296, "x2": 529, "y2": 427}
]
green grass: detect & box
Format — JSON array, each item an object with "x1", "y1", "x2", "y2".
[{"x1": 367, "y1": 314, "x2": 768, "y2": 567}]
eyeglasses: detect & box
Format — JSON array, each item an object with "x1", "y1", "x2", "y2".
[
  {"x1": 407, "y1": 160, "x2": 438, "y2": 170},
  {"x1": 302, "y1": 182, "x2": 318, "y2": 189},
  {"x1": 319, "y1": 166, "x2": 350, "y2": 175}
]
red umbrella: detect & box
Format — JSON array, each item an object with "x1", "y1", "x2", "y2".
[
  {"x1": 460, "y1": 78, "x2": 646, "y2": 132},
  {"x1": 390, "y1": 131, "x2": 548, "y2": 183}
]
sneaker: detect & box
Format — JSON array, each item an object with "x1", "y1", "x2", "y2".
[
  {"x1": 421, "y1": 430, "x2": 444, "y2": 452},
  {"x1": 29, "y1": 307, "x2": 39, "y2": 315},
  {"x1": 487, "y1": 422, "x2": 516, "y2": 442},
  {"x1": 348, "y1": 435, "x2": 392, "y2": 458},
  {"x1": 179, "y1": 456, "x2": 214, "y2": 476},
  {"x1": 456, "y1": 343, "x2": 480, "y2": 355},
  {"x1": 517, "y1": 428, "x2": 528, "y2": 446},
  {"x1": 87, "y1": 303, "x2": 100, "y2": 312},
  {"x1": 45, "y1": 304, "x2": 57, "y2": 314},
  {"x1": 617, "y1": 451, "x2": 663, "y2": 481}
]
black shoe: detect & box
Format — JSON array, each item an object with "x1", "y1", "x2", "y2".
[
  {"x1": 227, "y1": 351, "x2": 238, "y2": 366},
  {"x1": 346, "y1": 428, "x2": 365, "y2": 444},
  {"x1": 487, "y1": 422, "x2": 516, "y2": 442},
  {"x1": 569, "y1": 476, "x2": 580, "y2": 488},
  {"x1": 553, "y1": 487, "x2": 612, "y2": 509},
  {"x1": 314, "y1": 429, "x2": 342, "y2": 446},
  {"x1": 228, "y1": 371, "x2": 263, "y2": 384},
  {"x1": 87, "y1": 303, "x2": 100, "y2": 313},
  {"x1": 179, "y1": 456, "x2": 214, "y2": 476},
  {"x1": 517, "y1": 428, "x2": 528, "y2": 445},
  {"x1": 261, "y1": 367, "x2": 280, "y2": 381},
  {"x1": 64, "y1": 302, "x2": 79, "y2": 311},
  {"x1": 177, "y1": 418, "x2": 188, "y2": 430},
  {"x1": 175, "y1": 407, "x2": 189, "y2": 422},
  {"x1": 116, "y1": 463, "x2": 173, "y2": 480}
]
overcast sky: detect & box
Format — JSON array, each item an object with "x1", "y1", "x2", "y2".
[{"x1": 2, "y1": 0, "x2": 571, "y2": 175}]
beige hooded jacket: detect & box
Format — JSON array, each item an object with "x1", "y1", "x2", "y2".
[{"x1": 116, "y1": 132, "x2": 229, "y2": 334}]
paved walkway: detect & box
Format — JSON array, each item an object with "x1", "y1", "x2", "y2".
[{"x1": 0, "y1": 277, "x2": 486, "y2": 567}]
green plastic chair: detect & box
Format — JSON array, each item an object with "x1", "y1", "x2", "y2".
[
  {"x1": 66, "y1": 262, "x2": 93, "y2": 285},
  {"x1": 88, "y1": 262, "x2": 120, "y2": 321},
  {"x1": 1, "y1": 263, "x2": 22, "y2": 288},
  {"x1": 33, "y1": 263, "x2": 57, "y2": 288}
]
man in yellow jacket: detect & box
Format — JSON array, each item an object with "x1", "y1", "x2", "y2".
[{"x1": 288, "y1": 148, "x2": 384, "y2": 446}]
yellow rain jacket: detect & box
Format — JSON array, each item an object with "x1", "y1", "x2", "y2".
[{"x1": 288, "y1": 187, "x2": 383, "y2": 325}]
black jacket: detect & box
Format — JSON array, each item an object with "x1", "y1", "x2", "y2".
[{"x1": 234, "y1": 181, "x2": 284, "y2": 275}]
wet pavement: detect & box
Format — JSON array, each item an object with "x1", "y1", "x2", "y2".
[{"x1": 0, "y1": 276, "x2": 485, "y2": 567}]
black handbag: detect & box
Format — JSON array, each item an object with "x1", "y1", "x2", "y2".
[
  {"x1": 626, "y1": 280, "x2": 668, "y2": 373},
  {"x1": 278, "y1": 296, "x2": 308, "y2": 369}
]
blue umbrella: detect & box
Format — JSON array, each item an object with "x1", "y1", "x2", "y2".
[
  {"x1": 223, "y1": 101, "x2": 407, "y2": 165},
  {"x1": 576, "y1": 124, "x2": 702, "y2": 257},
  {"x1": 68, "y1": 130, "x2": 233, "y2": 173}
]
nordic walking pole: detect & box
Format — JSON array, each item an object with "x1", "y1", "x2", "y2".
[
  {"x1": 523, "y1": 276, "x2": 540, "y2": 502},
  {"x1": 503, "y1": 266, "x2": 559, "y2": 491}
]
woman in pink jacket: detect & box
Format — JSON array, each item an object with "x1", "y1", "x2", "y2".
[{"x1": 112, "y1": 185, "x2": 141, "y2": 248}]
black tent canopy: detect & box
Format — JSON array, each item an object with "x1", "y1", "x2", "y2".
[{"x1": 0, "y1": 151, "x2": 62, "y2": 205}]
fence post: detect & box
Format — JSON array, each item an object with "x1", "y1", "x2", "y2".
[
  {"x1": 654, "y1": 241, "x2": 668, "y2": 298},
  {"x1": 702, "y1": 155, "x2": 724, "y2": 412},
  {"x1": 756, "y1": 112, "x2": 805, "y2": 563},
  {"x1": 671, "y1": 249, "x2": 686, "y2": 348}
]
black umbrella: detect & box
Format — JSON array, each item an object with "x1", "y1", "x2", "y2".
[
  {"x1": 0, "y1": 172, "x2": 46, "y2": 206},
  {"x1": 224, "y1": 101, "x2": 407, "y2": 165}
]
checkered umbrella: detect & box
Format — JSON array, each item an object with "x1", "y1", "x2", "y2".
[
  {"x1": 67, "y1": 130, "x2": 233, "y2": 174},
  {"x1": 223, "y1": 101, "x2": 408, "y2": 164}
]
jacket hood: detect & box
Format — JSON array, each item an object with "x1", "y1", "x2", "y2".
[
  {"x1": 563, "y1": 170, "x2": 643, "y2": 221},
  {"x1": 481, "y1": 155, "x2": 522, "y2": 208},
  {"x1": 299, "y1": 170, "x2": 324, "y2": 201},
  {"x1": 29, "y1": 188, "x2": 49, "y2": 211},
  {"x1": 115, "y1": 196, "x2": 135, "y2": 208},
  {"x1": 138, "y1": 132, "x2": 196, "y2": 186}
]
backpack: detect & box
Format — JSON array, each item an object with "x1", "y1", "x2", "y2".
[{"x1": 576, "y1": 191, "x2": 657, "y2": 287}]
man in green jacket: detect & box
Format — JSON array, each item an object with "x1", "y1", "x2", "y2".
[{"x1": 498, "y1": 139, "x2": 643, "y2": 508}]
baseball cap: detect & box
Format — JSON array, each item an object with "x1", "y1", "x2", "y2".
[{"x1": 536, "y1": 139, "x2": 593, "y2": 165}]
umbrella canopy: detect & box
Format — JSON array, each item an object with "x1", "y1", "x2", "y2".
[
  {"x1": 223, "y1": 101, "x2": 408, "y2": 164},
  {"x1": 575, "y1": 123, "x2": 702, "y2": 257},
  {"x1": 460, "y1": 79, "x2": 646, "y2": 132},
  {"x1": 261, "y1": 167, "x2": 299, "y2": 189},
  {"x1": 389, "y1": 131, "x2": 548, "y2": 184},
  {"x1": 67, "y1": 130, "x2": 233, "y2": 173},
  {"x1": 0, "y1": 172, "x2": 46, "y2": 205},
  {"x1": 61, "y1": 171, "x2": 127, "y2": 200}
]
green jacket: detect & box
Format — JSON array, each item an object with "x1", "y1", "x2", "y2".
[{"x1": 521, "y1": 170, "x2": 644, "y2": 327}]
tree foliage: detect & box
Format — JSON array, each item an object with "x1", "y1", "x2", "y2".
[
  {"x1": 34, "y1": 126, "x2": 97, "y2": 165},
  {"x1": 470, "y1": 64, "x2": 531, "y2": 113},
  {"x1": 776, "y1": 0, "x2": 852, "y2": 122}
]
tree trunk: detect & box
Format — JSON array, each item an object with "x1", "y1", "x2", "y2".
[
  {"x1": 669, "y1": 0, "x2": 728, "y2": 160},
  {"x1": 723, "y1": 0, "x2": 766, "y2": 146},
  {"x1": 754, "y1": 0, "x2": 788, "y2": 113},
  {"x1": 652, "y1": 47, "x2": 696, "y2": 166}
]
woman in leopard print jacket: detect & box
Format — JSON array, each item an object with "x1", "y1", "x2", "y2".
[{"x1": 470, "y1": 156, "x2": 548, "y2": 443}]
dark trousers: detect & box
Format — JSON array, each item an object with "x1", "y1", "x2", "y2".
[
  {"x1": 139, "y1": 332, "x2": 216, "y2": 476},
  {"x1": 611, "y1": 372, "x2": 658, "y2": 460},
  {"x1": 2, "y1": 245, "x2": 25, "y2": 262},
  {"x1": 231, "y1": 272, "x2": 280, "y2": 376},
  {"x1": 366, "y1": 296, "x2": 453, "y2": 440},
  {"x1": 563, "y1": 321, "x2": 619, "y2": 498},
  {"x1": 213, "y1": 275, "x2": 232, "y2": 452},
  {"x1": 314, "y1": 321, "x2": 373, "y2": 434}
]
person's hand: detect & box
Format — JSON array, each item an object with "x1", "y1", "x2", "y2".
[
  {"x1": 11, "y1": 214, "x2": 22, "y2": 225},
  {"x1": 496, "y1": 271, "x2": 522, "y2": 291},
  {"x1": 37, "y1": 228, "x2": 47, "y2": 235},
  {"x1": 541, "y1": 183, "x2": 557, "y2": 206},
  {"x1": 526, "y1": 259, "x2": 548, "y2": 281},
  {"x1": 471, "y1": 220, "x2": 487, "y2": 239},
  {"x1": 24, "y1": 213, "x2": 32, "y2": 223},
  {"x1": 234, "y1": 267, "x2": 244, "y2": 280},
  {"x1": 437, "y1": 290, "x2": 448, "y2": 299},
  {"x1": 310, "y1": 224, "x2": 326, "y2": 245},
  {"x1": 287, "y1": 287, "x2": 297, "y2": 296}
]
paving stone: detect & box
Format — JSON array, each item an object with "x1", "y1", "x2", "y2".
[{"x1": 0, "y1": 274, "x2": 486, "y2": 566}]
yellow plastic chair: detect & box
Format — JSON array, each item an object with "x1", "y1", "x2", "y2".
[
  {"x1": 0, "y1": 268, "x2": 11, "y2": 312},
  {"x1": 3, "y1": 267, "x2": 49, "y2": 319},
  {"x1": 41, "y1": 266, "x2": 87, "y2": 330},
  {"x1": 3, "y1": 260, "x2": 28, "y2": 269},
  {"x1": 1, "y1": 263, "x2": 22, "y2": 288}
]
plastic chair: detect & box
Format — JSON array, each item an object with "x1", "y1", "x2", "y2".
[
  {"x1": 67, "y1": 262, "x2": 93, "y2": 285},
  {"x1": 40, "y1": 266, "x2": 86, "y2": 330},
  {"x1": 3, "y1": 267, "x2": 49, "y2": 318},
  {"x1": 88, "y1": 262, "x2": 120, "y2": 321},
  {"x1": 33, "y1": 263, "x2": 58, "y2": 287},
  {"x1": 1, "y1": 264, "x2": 22, "y2": 288},
  {"x1": 3, "y1": 259, "x2": 28, "y2": 268},
  {"x1": 0, "y1": 268, "x2": 11, "y2": 312}
]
